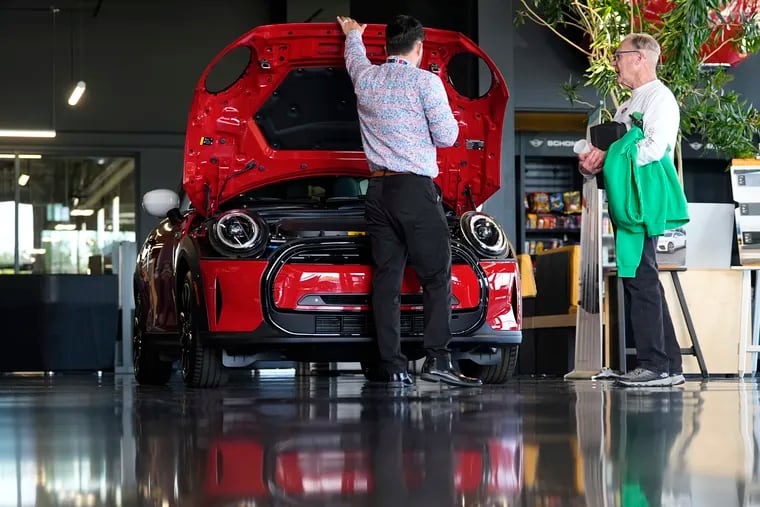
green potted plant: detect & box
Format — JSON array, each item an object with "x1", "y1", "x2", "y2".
[{"x1": 516, "y1": 0, "x2": 760, "y2": 174}]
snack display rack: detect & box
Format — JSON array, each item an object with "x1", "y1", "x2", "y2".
[{"x1": 515, "y1": 132, "x2": 586, "y2": 262}]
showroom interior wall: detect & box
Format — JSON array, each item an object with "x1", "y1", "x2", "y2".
[
  {"x1": 0, "y1": 0, "x2": 281, "y2": 243},
  {"x1": 0, "y1": 0, "x2": 756, "y2": 368},
  {"x1": 0, "y1": 0, "x2": 282, "y2": 371},
  {"x1": 0, "y1": 0, "x2": 760, "y2": 248},
  {"x1": 1, "y1": 1, "x2": 758, "y2": 240}
]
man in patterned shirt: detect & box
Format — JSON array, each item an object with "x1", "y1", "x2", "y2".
[{"x1": 338, "y1": 14, "x2": 481, "y2": 387}]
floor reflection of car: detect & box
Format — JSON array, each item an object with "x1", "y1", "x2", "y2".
[
  {"x1": 133, "y1": 386, "x2": 524, "y2": 506},
  {"x1": 204, "y1": 434, "x2": 521, "y2": 505},
  {"x1": 133, "y1": 21, "x2": 522, "y2": 388},
  {"x1": 657, "y1": 230, "x2": 686, "y2": 253}
]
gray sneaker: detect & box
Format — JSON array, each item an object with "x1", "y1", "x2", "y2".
[
  {"x1": 617, "y1": 367, "x2": 671, "y2": 387},
  {"x1": 669, "y1": 373, "x2": 686, "y2": 386}
]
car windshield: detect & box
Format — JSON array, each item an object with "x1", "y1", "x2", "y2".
[{"x1": 219, "y1": 176, "x2": 368, "y2": 210}]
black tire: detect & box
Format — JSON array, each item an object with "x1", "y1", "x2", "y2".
[
  {"x1": 179, "y1": 271, "x2": 226, "y2": 388},
  {"x1": 133, "y1": 296, "x2": 173, "y2": 386},
  {"x1": 458, "y1": 344, "x2": 519, "y2": 384},
  {"x1": 667, "y1": 242, "x2": 674, "y2": 253}
]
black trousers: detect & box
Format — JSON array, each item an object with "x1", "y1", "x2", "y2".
[
  {"x1": 623, "y1": 236, "x2": 682, "y2": 375},
  {"x1": 365, "y1": 173, "x2": 452, "y2": 373},
  {"x1": 369, "y1": 419, "x2": 455, "y2": 506}
]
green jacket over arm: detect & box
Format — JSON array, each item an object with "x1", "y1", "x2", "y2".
[{"x1": 602, "y1": 113, "x2": 689, "y2": 277}]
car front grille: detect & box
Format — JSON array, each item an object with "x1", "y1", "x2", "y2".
[
  {"x1": 286, "y1": 248, "x2": 471, "y2": 265},
  {"x1": 314, "y1": 314, "x2": 425, "y2": 335},
  {"x1": 265, "y1": 238, "x2": 484, "y2": 337}
]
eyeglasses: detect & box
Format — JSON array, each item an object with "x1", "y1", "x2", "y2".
[{"x1": 612, "y1": 50, "x2": 640, "y2": 61}]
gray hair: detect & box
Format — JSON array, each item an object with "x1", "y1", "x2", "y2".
[{"x1": 622, "y1": 33, "x2": 661, "y2": 68}]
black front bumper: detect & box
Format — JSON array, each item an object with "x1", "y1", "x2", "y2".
[{"x1": 202, "y1": 318, "x2": 522, "y2": 346}]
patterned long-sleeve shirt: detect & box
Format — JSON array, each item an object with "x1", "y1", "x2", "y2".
[{"x1": 344, "y1": 29, "x2": 459, "y2": 178}]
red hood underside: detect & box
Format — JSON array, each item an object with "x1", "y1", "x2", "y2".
[{"x1": 183, "y1": 22, "x2": 509, "y2": 216}]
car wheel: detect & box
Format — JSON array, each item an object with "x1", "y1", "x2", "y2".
[
  {"x1": 133, "y1": 296, "x2": 173, "y2": 386},
  {"x1": 667, "y1": 242, "x2": 674, "y2": 253},
  {"x1": 179, "y1": 271, "x2": 226, "y2": 388},
  {"x1": 457, "y1": 344, "x2": 519, "y2": 384}
]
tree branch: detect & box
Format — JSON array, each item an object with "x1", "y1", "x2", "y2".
[{"x1": 519, "y1": 1, "x2": 591, "y2": 56}]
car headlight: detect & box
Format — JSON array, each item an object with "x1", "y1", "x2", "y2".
[
  {"x1": 209, "y1": 209, "x2": 268, "y2": 257},
  {"x1": 459, "y1": 211, "x2": 511, "y2": 258}
]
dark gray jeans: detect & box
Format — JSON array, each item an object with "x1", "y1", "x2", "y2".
[{"x1": 623, "y1": 236, "x2": 682, "y2": 375}]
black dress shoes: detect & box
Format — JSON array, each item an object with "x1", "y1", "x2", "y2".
[
  {"x1": 387, "y1": 371, "x2": 414, "y2": 387},
  {"x1": 365, "y1": 365, "x2": 414, "y2": 387},
  {"x1": 420, "y1": 355, "x2": 483, "y2": 387}
]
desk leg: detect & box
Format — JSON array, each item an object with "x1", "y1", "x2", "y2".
[
  {"x1": 671, "y1": 271, "x2": 708, "y2": 378},
  {"x1": 739, "y1": 271, "x2": 752, "y2": 377},
  {"x1": 617, "y1": 276, "x2": 627, "y2": 373},
  {"x1": 753, "y1": 271, "x2": 760, "y2": 375}
]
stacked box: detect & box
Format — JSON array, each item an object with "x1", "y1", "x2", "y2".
[{"x1": 731, "y1": 159, "x2": 760, "y2": 265}]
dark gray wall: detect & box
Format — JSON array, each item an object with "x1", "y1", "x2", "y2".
[
  {"x1": 479, "y1": 0, "x2": 516, "y2": 243},
  {"x1": 1, "y1": 0, "x2": 758, "y2": 244},
  {"x1": 513, "y1": 14, "x2": 601, "y2": 112},
  {"x1": 727, "y1": 52, "x2": 760, "y2": 109},
  {"x1": 288, "y1": 0, "x2": 349, "y2": 22},
  {"x1": 512, "y1": 10, "x2": 760, "y2": 114},
  {"x1": 0, "y1": 0, "x2": 277, "y2": 242},
  {"x1": 1, "y1": 0, "x2": 275, "y2": 133}
]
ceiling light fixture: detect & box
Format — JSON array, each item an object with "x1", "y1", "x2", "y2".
[
  {"x1": 67, "y1": 80, "x2": 86, "y2": 106},
  {"x1": 0, "y1": 154, "x2": 42, "y2": 159},
  {"x1": 18, "y1": 174, "x2": 31, "y2": 186},
  {"x1": 0, "y1": 130, "x2": 56, "y2": 138},
  {"x1": 70, "y1": 209, "x2": 95, "y2": 217}
]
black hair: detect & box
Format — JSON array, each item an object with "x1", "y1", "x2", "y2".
[{"x1": 385, "y1": 15, "x2": 424, "y2": 55}]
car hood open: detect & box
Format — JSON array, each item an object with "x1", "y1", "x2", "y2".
[{"x1": 183, "y1": 22, "x2": 508, "y2": 216}]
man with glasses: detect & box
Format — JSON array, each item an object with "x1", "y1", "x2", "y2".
[
  {"x1": 337, "y1": 14, "x2": 482, "y2": 387},
  {"x1": 579, "y1": 33, "x2": 685, "y2": 387}
]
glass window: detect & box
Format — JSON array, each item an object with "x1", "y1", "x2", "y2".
[{"x1": 0, "y1": 153, "x2": 136, "y2": 275}]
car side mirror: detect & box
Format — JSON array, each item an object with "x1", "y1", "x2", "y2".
[{"x1": 143, "y1": 189, "x2": 180, "y2": 220}]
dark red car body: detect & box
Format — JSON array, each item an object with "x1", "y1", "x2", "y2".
[
  {"x1": 203, "y1": 436, "x2": 521, "y2": 504},
  {"x1": 133, "y1": 22, "x2": 521, "y2": 387}
]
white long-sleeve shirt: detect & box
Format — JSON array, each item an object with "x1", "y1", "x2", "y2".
[{"x1": 613, "y1": 79, "x2": 680, "y2": 166}]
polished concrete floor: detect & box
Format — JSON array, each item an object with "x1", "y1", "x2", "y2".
[{"x1": 0, "y1": 373, "x2": 758, "y2": 506}]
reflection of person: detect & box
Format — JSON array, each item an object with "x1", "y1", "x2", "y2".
[
  {"x1": 338, "y1": 14, "x2": 480, "y2": 387},
  {"x1": 613, "y1": 389, "x2": 684, "y2": 506},
  {"x1": 579, "y1": 33, "x2": 687, "y2": 387},
  {"x1": 365, "y1": 409, "x2": 455, "y2": 506}
]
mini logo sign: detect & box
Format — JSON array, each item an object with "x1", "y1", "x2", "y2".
[
  {"x1": 529, "y1": 138, "x2": 575, "y2": 148},
  {"x1": 547, "y1": 140, "x2": 576, "y2": 147}
]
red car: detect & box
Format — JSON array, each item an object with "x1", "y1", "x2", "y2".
[
  {"x1": 134, "y1": 22, "x2": 521, "y2": 387},
  {"x1": 203, "y1": 434, "x2": 522, "y2": 505},
  {"x1": 133, "y1": 387, "x2": 524, "y2": 506}
]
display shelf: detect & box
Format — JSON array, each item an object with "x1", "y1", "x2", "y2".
[
  {"x1": 527, "y1": 228, "x2": 582, "y2": 235},
  {"x1": 516, "y1": 131, "x2": 586, "y2": 257}
]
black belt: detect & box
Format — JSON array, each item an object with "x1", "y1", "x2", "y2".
[{"x1": 370, "y1": 168, "x2": 417, "y2": 178}]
